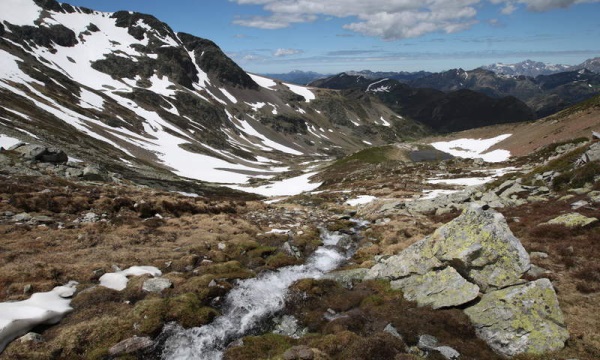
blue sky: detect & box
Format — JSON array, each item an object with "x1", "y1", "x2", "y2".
[{"x1": 65, "y1": 0, "x2": 600, "y2": 74}]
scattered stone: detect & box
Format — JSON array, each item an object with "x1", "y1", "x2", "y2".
[
  {"x1": 82, "y1": 165, "x2": 106, "y2": 181},
  {"x1": 81, "y1": 212, "x2": 99, "y2": 223},
  {"x1": 435, "y1": 345, "x2": 460, "y2": 360},
  {"x1": 30, "y1": 215, "x2": 54, "y2": 224},
  {"x1": 65, "y1": 167, "x2": 84, "y2": 178},
  {"x1": 558, "y1": 194, "x2": 575, "y2": 202},
  {"x1": 13, "y1": 212, "x2": 32, "y2": 222},
  {"x1": 283, "y1": 345, "x2": 315, "y2": 360},
  {"x1": 390, "y1": 267, "x2": 480, "y2": 309},
  {"x1": 23, "y1": 284, "x2": 32, "y2": 294},
  {"x1": 526, "y1": 264, "x2": 551, "y2": 278},
  {"x1": 571, "y1": 200, "x2": 589, "y2": 210},
  {"x1": 417, "y1": 334, "x2": 439, "y2": 351},
  {"x1": 530, "y1": 251, "x2": 549, "y2": 260},
  {"x1": 545, "y1": 213, "x2": 598, "y2": 228},
  {"x1": 588, "y1": 191, "x2": 600, "y2": 203},
  {"x1": 217, "y1": 242, "x2": 226, "y2": 250},
  {"x1": 383, "y1": 323, "x2": 402, "y2": 340},
  {"x1": 142, "y1": 278, "x2": 172, "y2": 293},
  {"x1": 464, "y1": 279, "x2": 569, "y2": 357},
  {"x1": 108, "y1": 336, "x2": 154, "y2": 356},
  {"x1": 13, "y1": 144, "x2": 68, "y2": 163},
  {"x1": 19, "y1": 332, "x2": 43, "y2": 343},
  {"x1": 273, "y1": 315, "x2": 307, "y2": 339}
]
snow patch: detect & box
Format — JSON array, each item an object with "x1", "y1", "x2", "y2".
[
  {"x1": 249, "y1": 73, "x2": 276, "y2": 88},
  {"x1": 0, "y1": 281, "x2": 78, "y2": 353},
  {"x1": 220, "y1": 88, "x2": 237, "y2": 104},
  {"x1": 229, "y1": 172, "x2": 322, "y2": 197},
  {"x1": 431, "y1": 134, "x2": 512, "y2": 163},
  {"x1": 78, "y1": 88, "x2": 104, "y2": 110},
  {"x1": 0, "y1": 0, "x2": 41, "y2": 26},
  {"x1": 284, "y1": 83, "x2": 315, "y2": 102},
  {"x1": 0, "y1": 134, "x2": 21, "y2": 149},
  {"x1": 346, "y1": 195, "x2": 377, "y2": 206},
  {"x1": 99, "y1": 266, "x2": 162, "y2": 291}
]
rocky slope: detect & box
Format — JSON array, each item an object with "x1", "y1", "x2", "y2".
[{"x1": 0, "y1": 0, "x2": 426, "y2": 194}]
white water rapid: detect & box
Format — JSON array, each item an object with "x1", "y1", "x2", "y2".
[{"x1": 161, "y1": 228, "x2": 357, "y2": 360}]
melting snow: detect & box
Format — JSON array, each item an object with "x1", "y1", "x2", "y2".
[
  {"x1": 0, "y1": 281, "x2": 78, "y2": 352},
  {"x1": 99, "y1": 266, "x2": 162, "y2": 291},
  {"x1": 431, "y1": 134, "x2": 512, "y2": 163},
  {"x1": 220, "y1": 88, "x2": 237, "y2": 104},
  {"x1": 379, "y1": 117, "x2": 391, "y2": 127}
]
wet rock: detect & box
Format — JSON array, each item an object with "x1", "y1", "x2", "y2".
[
  {"x1": 390, "y1": 267, "x2": 480, "y2": 309},
  {"x1": 108, "y1": 336, "x2": 154, "y2": 356},
  {"x1": 464, "y1": 279, "x2": 568, "y2": 357},
  {"x1": 545, "y1": 213, "x2": 598, "y2": 228},
  {"x1": 323, "y1": 268, "x2": 368, "y2": 289},
  {"x1": 142, "y1": 277, "x2": 172, "y2": 293},
  {"x1": 272, "y1": 315, "x2": 307, "y2": 339}
]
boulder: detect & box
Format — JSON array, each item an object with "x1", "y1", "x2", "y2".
[
  {"x1": 390, "y1": 267, "x2": 479, "y2": 309},
  {"x1": 82, "y1": 165, "x2": 107, "y2": 181},
  {"x1": 464, "y1": 279, "x2": 568, "y2": 357},
  {"x1": 142, "y1": 278, "x2": 172, "y2": 293},
  {"x1": 427, "y1": 203, "x2": 530, "y2": 292},
  {"x1": 13, "y1": 144, "x2": 68, "y2": 163},
  {"x1": 545, "y1": 213, "x2": 598, "y2": 228},
  {"x1": 367, "y1": 204, "x2": 530, "y2": 292}
]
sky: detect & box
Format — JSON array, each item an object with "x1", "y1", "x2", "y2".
[{"x1": 64, "y1": 0, "x2": 600, "y2": 74}]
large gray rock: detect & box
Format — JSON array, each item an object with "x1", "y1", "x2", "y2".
[
  {"x1": 390, "y1": 267, "x2": 479, "y2": 309},
  {"x1": 13, "y1": 144, "x2": 68, "y2": 163},
  {"x1": 368, "y1": 204, "x2": 530, "y2": 292},
  {"x1": 464, "y1": 279, "x2": 569, "y2": 357},
  {"x1": 427, "y1": 203, "x2": 530, "y2": 292},
  {"x1": 142, "y1": 277, "x2": 172, "y2": 293},
  {"x1": 108, "y1": 336, "x2": 154, "y2": 356}
]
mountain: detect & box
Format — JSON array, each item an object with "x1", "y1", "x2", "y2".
[
  {"x1": 311, "y1": 73, "x2": 534, "y2": 133},
  {"x1": 482, "y1": 57, "x2": 600, "y2": 77},
  {"x1": 481, "y1": 59, "x2": 571, "y2": 77},
  {"x1": 260, "y1": 70, "x2": 329, "y2": 85},
  {"x1": 346, "y1": 70, "x2": 433, "y2": 82},
  {"x1": 0, "y1": 0, "x2": 427, "y2": 193},
  {"x1": 408, "y1": 68, "x2": 600, "y2": 118}
]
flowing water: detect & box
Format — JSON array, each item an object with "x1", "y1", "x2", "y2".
[{"x1": 160, "y1": 226, "x2": 361, "y2": 360}]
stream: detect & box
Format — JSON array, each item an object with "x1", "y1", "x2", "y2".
[{"x1": 160, "y1": 222, "x2": 365, "y2": 360}]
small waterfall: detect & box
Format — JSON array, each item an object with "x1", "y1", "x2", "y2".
[{"x1": 160, "y1": 225, "x2": 362, "y2": 360}]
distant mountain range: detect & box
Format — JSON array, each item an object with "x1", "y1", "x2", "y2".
[{"x1": 264, "y1": 57, "x2": 600, "y2": 85}]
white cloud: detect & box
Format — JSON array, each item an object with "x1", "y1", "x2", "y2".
[
  {"x1": 232, "y1": 0, "x2": 600, "y2": 39},
  {"x1": 273, "y1": 48, "x2": 303, "y2": 57}
]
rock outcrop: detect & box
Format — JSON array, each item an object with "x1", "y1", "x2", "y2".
[
  {"x1": 464, "y1": 279, "x2": 569, "y2": 357},
  {"x1": 365, "y1": 204, "x2": 568, "y2": 357}
]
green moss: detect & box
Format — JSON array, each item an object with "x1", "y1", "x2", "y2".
[
  {"x1": 133, "y1": 297, "x2": 166, "y2": 335},
  {"x1": 265, "y1": 252, "x2": 302, "y2": 268},
  {"x1": 196, "y1": 260, "x2": 255, "y2": 280},
  {"x1": 166, "y1": 293, "x2": 219, "y2": 328}
]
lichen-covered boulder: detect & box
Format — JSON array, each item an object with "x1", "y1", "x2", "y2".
[
  {"x1": 365, "y1": 239, "x2": 442, "y2": 280},
  {"x1": 390, "y1": 267, "x2": 479, "y2": 309},
  {"x1": 545, "y1": 212, "x2": 598, "y2": 228},
  {"x1": 428, "y1": 203, "x2": 530, "y2": 292},
  {"x1": 464, "y1": 279, "x2": 569, "y2": 357}
]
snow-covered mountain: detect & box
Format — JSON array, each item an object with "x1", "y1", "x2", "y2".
[
  {"x1": 481, "y1": 59, "x2": 571, "y2": 77},
  {"x1": 0, "y1": 0, "x2": 425, "y2": 193}
]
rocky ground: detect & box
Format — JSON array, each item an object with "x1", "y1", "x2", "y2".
[{"x1": 0, "y1": 137, "x2": 599, "y2": 359}]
